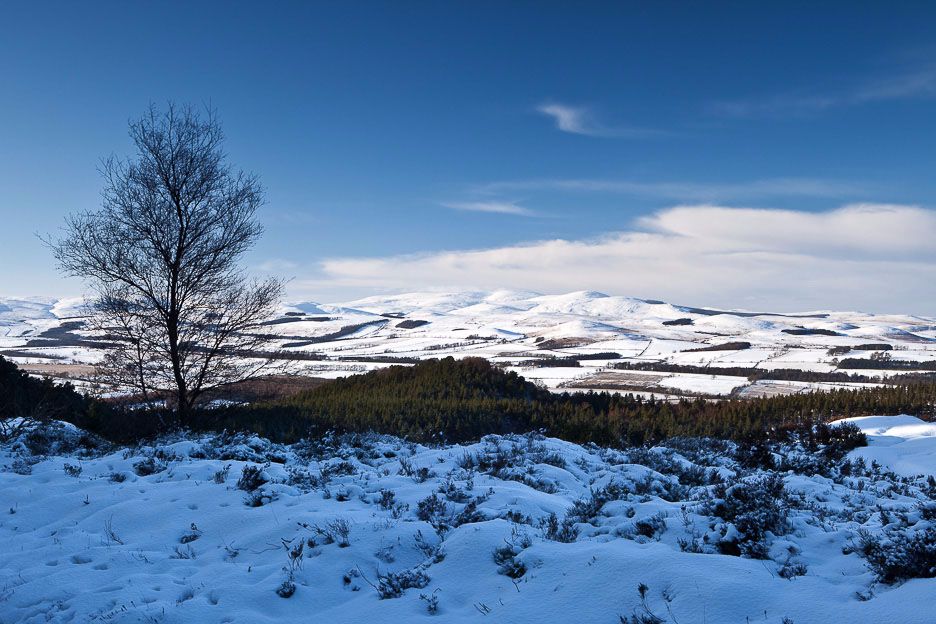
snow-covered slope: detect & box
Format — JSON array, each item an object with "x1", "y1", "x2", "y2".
[
  {"x1": 835, "y1": 415, "x2": 936, "y2": 477},
  {"x1": 1, "y1": 420, "x2": 933, "y2": 624},
  {"x1": 3, "y1": 290, "x2": 936, "y2": 397}
]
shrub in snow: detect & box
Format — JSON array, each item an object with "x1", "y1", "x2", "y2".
[
  {"x1": 634, "y1": 512, "x2": 668, "y2": 540},
  {"x1": 213, "y1": 464, "x2": 232, "y2": 484},
  {"x1": 244, "y1": 489, "x2": 278, "y2": 507},
  {"x1": 171, "y1": 544, "x2": 196, "y2": 559},
  {"x1": 414, "y1": 530, "x2": 445, "y2": 563},
  {"x1": 778, "y1": 560, "x2": 808, "y2": 579},
  {"x1": 237, "y1": 464, "x2": 268, "y2": 491},
  {"x1": 419, "y1": 588, "x2": 441, "y2": 614},
  {"x1": 376, "y1": 489, "x2": 409, "y2": 518},
  {"x1": 567, "y1": 482, "x2": 628, "y2": 525},
  {"x1": 856, "y1": 524, "x2": 936, "y2": 584},
  {"x1": 451, "y1": 494, "x2": 490, "y2": 528},
  {"x1": 816, "y1": 421, "x2": 867, "y2": 461},
  {"x1": 438, "y1": 477, "x2": 471, "y2": 502},
  {"x1": 541, "y1": 512, "x2": 579, "y2": 543},
  {"x1": 708, "y1": 473, "x2": 789, "y2": 559},
  {"x1": 320, "y1": 459, "x2": 357, "y2": 483},
  {"x1": 63, "y1": 462, "x2": 82, "y2": 478},
  {"x1": 329, "y1": 518, "x2": 352, "y2": 547},
  {"x1": 276, "y1": 579, "x2": 296, "y2": 598},
  {"x1": 19, "y1": 421, "x2": 106, "y2": 457},
  {"x1": 416, "y1": 494, "x2": 448, "y2": 526},
  {"x1": 10, "y1": 457, "x2": 34, "y2": 475},
  {"x1": 133, "y1": 456, "x2": 166, "y2": 476},
  {"x1": 276, "y1": 538, "x2": 304, "y2": 597},
  {"x1": 377, "y1": 488, "x2": 397, "y2": 510},
  {"x1": 303, "y1": 518, "x2": 352, "y2": 547},
  {"x1": 620, "y1": 583, "x2": 670, "y2": 624},
  {"x1": 399, "y1": 456, "x2": 434, "y2": 483},
  {"x1": 180, "y1": 523, "x2": 202, "y2": 544},
  {"x1": 493, "y1": 544, "x2": 527, "y2": 579},
  {"x1": 376, "y1": 567, "x2": 430, "y2": 599},
  {"x1": 734, "y1": 440, "x2": 775, "y2": 470}
]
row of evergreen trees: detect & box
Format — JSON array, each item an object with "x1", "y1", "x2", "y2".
[
  {"x1": 200, "y1": 357, "x2": 936, "y2": 446},
  {"x1": 612, "y1": 360, "x2": 936, "y2": 385},
  {"x1": 0, "y1": 356, "x2": 91, "y2": 435},
  {"x1": 4, "y1": 355, "x2": 935, "y2": 447}
]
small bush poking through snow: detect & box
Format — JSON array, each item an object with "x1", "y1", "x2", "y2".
[
  {"x1": 180, "y1": 523, "x2": 202, "y2": 544},
  {"x1": 237, "y1": 464, "x2": 268, "y2": 491},
  {"x1": 634, "y1": 512, "x2": 668, "y2": 540},
  {"x1": 244, "y1": 489, "x2": 278, "y2": 507},
  {"x1": 857, "y1": 525, "x2": 936, "y2": 584},
  {"x1": 493, "y1": 544, "x2": 527, "y2": 579},
  {"x1": 133, "y1": 456, "x2": 166, "y2": 476},
  {"x1": 541, "y1": 512, "x2": 579, "y2": 543},
  {"x1": 416, "y1": 494, "x2": 448, "y2": 526},
  {"x1": 375, "y1": 567, "x2": 430, "y2": 599},
  {"x1": 277, "y1": 538, "x2": 304, "y2": 598},
  {"x1": 276, "y1": 579, "x2": 296, "y2": 598},
  {"x1": 213, "y1": 464, "x2": 232, "y2": 484},
  {"x1": 414, "y1": 530, "x2": 445, "y2": 563},
  {"x1": 419, "y1": 588, "x2": 441, "y2": 614},
  {"x1": 708, "y1": 473, "x2": 789, "y2": 559}
]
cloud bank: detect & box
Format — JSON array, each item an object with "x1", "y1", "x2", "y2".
[{"x1": 305, "y1": 204, "x2": 936, "y2": 314}]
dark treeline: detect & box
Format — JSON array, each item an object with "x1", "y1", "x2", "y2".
[
  {"x1": 0, "y1": 356, "x2": 99, "y2": 436},
  {"x1": 516, "y1": 352, "x2": 622, "y2": 368},
  {"x1": 683, "y1": 341, "x2": 752, "y2": 352},
  {"x1": 838, "y1": 357, "x2": 936, "y2": 371},
  {"x1": 5, "y1": 355, "x2": 935, "y2": 447},
  {"x1": 611, "y1": 361, "x2": 936, "y2": 385},
  {"x1": 194, "y1": 357, "x2": 936, "y2": 446}
]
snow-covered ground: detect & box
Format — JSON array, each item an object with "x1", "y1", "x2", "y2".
[
  {"x1": 835, "y1": 415, "x2": 936, "y2": 478},
  {"x1": 1, "y1": 417, "x2": 933, "y2": 623},
  {"x1": 3, "y1": 290, "x2": 936, "y2": 398}
]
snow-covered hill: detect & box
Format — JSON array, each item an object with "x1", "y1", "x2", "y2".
[
  {"x1": 2, "y1": 291, "x2": 936, "y2": 397},
  {"x1": 1, "y1": 417, "x2": 933, "y2": 623}
]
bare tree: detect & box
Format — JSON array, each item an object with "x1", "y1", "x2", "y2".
[{"x1": 50, "y1": 104, "x2": 284, "y2": 426}]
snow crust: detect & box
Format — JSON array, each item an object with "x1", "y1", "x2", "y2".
[{"x1": 1, "y1": 418, "x2": 934, "y2": 623}]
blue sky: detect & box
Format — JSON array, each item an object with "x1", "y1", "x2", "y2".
[{"x1": 3, "y1": 2, "x2": 936, "y2": 312}]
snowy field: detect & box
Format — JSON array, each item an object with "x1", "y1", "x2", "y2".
[
  {"x1": 3, "y1": 290, "x2": 936, "y2": 399},
  {"x1": 1, "y1": 416, "x2": 933, "y2": 623}
]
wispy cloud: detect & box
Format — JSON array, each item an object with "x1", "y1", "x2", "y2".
[
  {"x1": 712, "y1": 60, "x2": 936, "y2": 118},
  {"x1": 854, "y1": 63, "x2": 936, "y2": 102},
  {"x1": 442, "y1": 201, "x2": 538, "y2": 217},
  {"x1": 536, "y1": 102, "x2": 660, "y2": 138},
  {"x1": 475, "y1": 177, "x2": 866, "y2": 202},
  {"x1": 256, "y1": 258, "x2": 299, "y2": 272},
  {"x1": 304, "y1": 203, "x2": 936, "y2": 313}
]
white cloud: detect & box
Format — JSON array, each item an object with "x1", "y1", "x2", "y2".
[
  {"x1": 442, "y1": 201, "x2": 537, "y2": 217},
  {"x1": 536, "y1": 102, "x2": 659, "y2": 138},
  {"x1": 537, "y1": 103, "x2": 595, "y2": 135},
  {"x1": 476, "y1": 177, "x2": 865, "y2": 202},
  {"x1": 304, "y1": 204, "x2": 936, "y2": 314}
]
